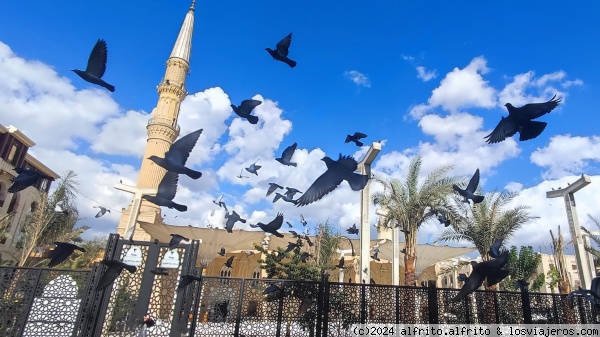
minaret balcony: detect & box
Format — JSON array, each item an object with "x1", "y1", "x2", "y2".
[{"x1": 147, "y1": 117, "x2": 181, "y2": 133}]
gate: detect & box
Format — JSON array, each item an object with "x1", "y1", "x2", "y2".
[{"x1": 75, "y1": 233, "x2": 200, "y2": 337}]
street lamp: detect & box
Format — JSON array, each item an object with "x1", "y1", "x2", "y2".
[
  {"x1": 546, "y1": 174, "x2": 594, "y2": 289},
  {"x1": 356, "y1": 142, "x2": 382, "y2": 284}
]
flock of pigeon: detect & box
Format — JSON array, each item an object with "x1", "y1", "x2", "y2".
[{"x1": 6, "y1": 20, "x2": 575, "y2": 308}]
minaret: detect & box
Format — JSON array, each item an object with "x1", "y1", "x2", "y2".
[{"x1": 116, "y1": 1, "x2": 195, "y2": 240}]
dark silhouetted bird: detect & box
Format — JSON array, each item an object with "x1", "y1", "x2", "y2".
[
  {"x1": 304, "y1": 235, "x2": 314, "y2": 247},
  {"x1": 93, "y1": 206, "x2": 110, "y2": 218},
  {"x1": 96, "y1": 260, "x2": 137, "y2": 291},
  {"x1": 285, "y1": 187, "x2": 302, "y2": 199},
  {"x1": 47, "y1": 242, "x2": 85, "y2": 268},
  {"x1": 256, "y1": 213, "x2": 285, "y2": 238},
  {"x1": 347, "y1": 224, "x2": 359, "y2": 235},
  {"x1": 290, "y1": 230, "x2": 300, "y2": 238},
  {"x1": 488, "y1": 239, "x2": 503, "y2": 258},
  {"x1": 245, "y1": 160, "x2": 262, "y2": 176},
  {"x1": 218, "y1": 247, "x2": 226, "y2": 256},
  {"x1": 142, "y1": 171, "x2": 187, "y2": 212},
  {"x1": 451, "y1": 251, "x2": 509, "y2": 302},
  {"x1": 286, "y1": 221, "x2": 293, "y2": 228},
  {"x1": 275, "y1": 142, "x2": 298, "y2": 166},
  {"x1": 224, "y1": 256, "x2": 234, "y2": 268},
  {"x1": 284, "y1": 242, "x2": 299, "y2": 253},
  {"x1": 266, "y1": 183, "x2": 284, "y2": 197},
  {"x1": 296, "y1": 155, "x2": 369, "y2": 207},
  {"x1": 212, "y1": 194, "x2": 228, "y2": 212},
  {"x1": 148, "y1": 128, "x2": 203, "y2": 180},
  {"x1": 237, "y1": 169, "x2": 249, "y2": 179},
  {"x1": 337, "y1": 256, "x2": 345, "y2": 269},
  {"x1": 177, "y1": 274, "x2": 203, "y2": 291},
  {"x1": 266, "y1": 33, "x2": 297, "y2": 68},
  {"x1": 457, "y1": 273, "x2": 468, "y2": 283},
  {"x1": 231, "y1": 99, "x2": 261, "y2": 124},
  {"x1": 263, "y1": 283, "x2": 282, "y2": 295},
  {"x1": 453, "y1": 169, "x2": 484, "y2": 204},
  {"x1": 345, "y1": 132, "x2": 368, "y2": 147},
  {"x1": 298, "y1": 297, "x2": 313, "y2": 315},
  {"x1": 225, "y1": 211, "x2": 246, "y2": 233},
  {"x1": 72, "y1": 39, "x2": 115, "y2": 92},
  {"x1": 8, "y1": 168, "x2": 52, "y2": 193},
  {"x1": 168, "y1": 234, "x2": 188, "y2": 249},
  {"x1": 273, "y1": 192, "x2": 297, "y2": 204},
  {"x1": 514, "y1": 279, "x2": 530, "y2": 291},
  {"x1": 371, "y1": 251, "x2": 380, "y2": 262},
  {"x1": 300, "y1": 252, "x2": 311, "y2": 262},
  {"x1": 300, "y1": 214, "x2": 307, "y2": 226},
  {"x1": 437, "y1": 212, "x2": 450, "y2": 227},
  {"x1": 150, "y1": 268, "x2": 169, "y2": 276},
  {"x1": 485, "y1": 95, "x2": 562, "y2": 144}
]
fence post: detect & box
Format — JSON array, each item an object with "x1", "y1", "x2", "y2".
[
  {"x1": 187, "y1": 267, "x2": 205, "y2": 337},
  {"x1": 427, "y1": 281, "x2": 438, "y2": 324},
  {"x1": 395, "y1": 286, "x2": 400, "y2": 324},
  {"x1": 233, "y1": 279, "x2": 246, "y2": 337},
  {"x1": 493, "y1": 292, "x2": 500, "y2": 323},
  {"x1": 551, "y1": 294, "x2": 560, "y2": 324},
  {"x1": 464, "y1": 295, "x2": 471, "y2": 324},
  {"x1": 322, "y1": 274, "x2": 331, "y2": 337},
  {"x1": 275, "y1": 281, "x2": 285, "y2": 337},
  {"x1": 519, "y1": 285, "x2": 532, "y2": 324},
  {"x1": 360, "y1": 282, "x2": 366, "y2": 324}
]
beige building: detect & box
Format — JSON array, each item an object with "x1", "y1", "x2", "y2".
[
  {"x1": 0, "y1": 124, "x2": 59, "y2": 265},
  {"x1": 533, "y1": 253, "x2": 582, "y2": 293}
]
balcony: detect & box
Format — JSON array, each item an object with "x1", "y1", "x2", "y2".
[{"x1": 147, "y1": 117, "x2": 180, "y2": 133}]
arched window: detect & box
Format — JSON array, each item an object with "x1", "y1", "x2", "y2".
[
  {"x1": 29, "y1": 201, "x2": 38, "y2": 213},
  {"x1": 220, "y1": 265, "x2": 232, "y2": 285},
  {"x1": 252, "y1": 267, "x2": 261, "y2": 279}
]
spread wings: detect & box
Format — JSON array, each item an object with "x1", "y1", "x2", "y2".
[
  {"x1": 167, "y1": 129, "x2": 203, "y2": 165},
  {"x1": 276, "y1": 33, "x2": 293, "y2": 56},
  {"x1": 86, "y1": 39, "x2": 108, "y2": 78}
]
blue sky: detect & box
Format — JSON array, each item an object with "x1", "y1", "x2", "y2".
[{"x1": 1, "y1": 0, "x2": 600, "y2": 256}]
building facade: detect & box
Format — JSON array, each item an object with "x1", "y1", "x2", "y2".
[{"x1": 0, "y1": 124, "x2": 59, "y2": 265}]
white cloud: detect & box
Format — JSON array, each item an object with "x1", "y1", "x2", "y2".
[
  {"x1": 504, "y1": 182, "x2": 523, "y2": 193},
  {"x1": 344, "y1": 70, "x2": 371, "y2": 88},
  {"x1": 416, "y1": 66, "x2": 437, "y2": 82},
  {"x1": 409, "y1": 56, "x2": 497, "y2": 118},
  {"x1": 497, "y1": 70, "x2": 582, "y2": 108},
  {"x1": 531, "y1": 134, "x2": 600, "y2": 179}
]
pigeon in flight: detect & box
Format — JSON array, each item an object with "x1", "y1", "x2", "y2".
[
  {"x1": 266, "y1": 33, "x2": 297, "y2": 68},
  {"x1": 567, "y1": 287, "x2": 600, "y2": 308},
  {"x1": 336, "y1": 256, "x2": 345, "y2": 269},
  {"x1": 212, "y1": 194, "x2": 228, "y2": 211},
  {"x1": 346, "y1": 224, "x2": 359, "y2": 235},
  {"x1": 298, "y1": 297, "x2": 313, "y2": 315},
  {"x1": 218, "y1": 247, "x2": 226, "y2": 256},
  {"x1": 304, "y1": 235, "x2": 314, "y2": 247},
  {"x1": 256, "y1": 213, "x2": 285, "y2": 238},
  {"x1": 453, "y1": 169, "x2": 484, "y2": 204},
  {"x1": 284, "y1": 187, "x2": 303, "y2": 199},
  {"x1": 142, "y1": 171, "x2": 187, "y2": 212},
  {"x1": 263, "y1": 283, "x2": 282, "y2": 295},
  {"x1": 273, "y1": 192, "x2": 297, "y2": 204},
  {"x1": 224, "y1": 256, "x2": 234, "y2": 269},
  {"x1": 96, "y1": 260, "x2": 137, "y2": 291},
  {"x1": 296, "y1": 155, "x2": 369, "y2": 207},
  {"x1": 8, "y1": 168, "x2": 52, "y2": 193},
  {"x1": 289, "y1": 231, "x2": 300, "y2": 238},
  {"x1": 437, "y1": 213, "x2": 450, "y2": 227},
  {"x1": 284, "y1": 242, "x2": 299, "y2": 253},
  {"x1": 300, "y1": 214, "x2": 307, "y2": 226},
  {"x1": 457, "y1": 273, "x2": 468, "y2": 283},
  {"x1": 345, "y1": 132, "x2": 368, "y2": 147},
  {"x1": 299, "y1": 252, "x2": 311, "y2": 263},
  {"x1": 94, "y1": 206, "x2": 111, "y2": 218},
  {"x1": 488, "y1": 239, "x2": 503, "y2": 258},
  {"x1": 237, "y1": 169, "x2": 249, "y2": 179},
  {"x1": 484, "y1": 95, "x2": 562, "y2": 144},
  {"x1": 286, "y1": 221, "x2": 293, "y2": 228},
  {"x1": 150, "y1": 268, "x2": 169, "y2": 276},
  {"x1": 245, "y1": 160, "x2": 262, "y2": 176},
  {"x1": 275, "y1": 142, "x2": 298, "y2": 167},
  {"x1": 177, "y1": 274, "x2": 203, "y2": 291},
  {"x1": 514, "y1": 279, "x2": 530, "y2": 291},
  {"x1": 231, "y1": 99, "x2": 261, "y2": 125},
  {"x1": 451, "y1": 251, "x2": 509, "y2": 302},
  {"x1": 266, "y1": 183, "x2": 284, "y2": 197},
  {"x1": 371, "y1": 251, "x2": 380, "y2": 262},
  {"x1": 72, "y1": 39, "x2": 115, "y2": 92},
  {"x1": 225, "y1": 211, "x2": 246, "y2": 233},
  {"x1": 148, "y1": 128, "x2": 203, "y2": 180},
  {"x1": 168, "y1": 234, "x2": 188, "y2": 249},
  {"x1": 47, "y1": 242, "x2": 86, "y2": 268}
]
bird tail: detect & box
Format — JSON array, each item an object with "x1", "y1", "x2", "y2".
[
  {"x1": 240, "y1": 218, "x2": 247, "y2": 223},
  {"x1": 247, "y1": 115, "x2": 259, "y2": 124},
  {"x1": 7, "y1": 184, "x2": 21, "y2": 193},
  {"x1": 346, "y1": 173, "x2": 369, "y2": 191},
  {"x1": 345, "y1": 135, "x2": 352, "y2": 143},
  {"x1": 286, "y1": 59, "x2": 297, "y2": 68},
  {"x1": 186, "y1": 168, "x2": 203, "y2": 180},
  {"x1": 125, "y1": 265, "x2": 137, "y2": 274},
  {"x1": 173, "y1": 203, "x2": 188, "y2": 212},
  {"x1": 273, "y1": 232, "x2": 285, "y2": 238},
  {"x1": 355, "y1": 140, "x2": 364, "y2": 147},
  {"x1": 103, "y1": 83, "x2": 115, "y2": 92},
  {"x1": 519, "y1": 121, "x2": 547, "y2": 141},
  {"x1": 472, "y1": 195, "x2": 485, "y2": 204}
]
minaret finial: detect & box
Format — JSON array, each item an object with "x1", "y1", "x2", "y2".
[{"x1": 190, "y1": 0, "x2": 195, "y2": 11}]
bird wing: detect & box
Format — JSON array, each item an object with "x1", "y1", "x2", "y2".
[
  {"x1": 520, "y1": 95, "x2": 562, "y2": 120},
  {"x1": 240, "y1": 100, "x2": 262, "y2": 114},
  {"x1": 281, "y1": 142, "x2": 298, "y2": 161},
  {"x1": 95, "y1": 209, "x2": 104, "y2": 218},
  {"x1": 225, "y1": 216, "x2": 235, "y2": 232},
  {"x1": 295, "y1": 170, "x2": 344, "y2": 207},
  {"x1": 226, "y1": 256, "x2": 234, "y2": 266},
  {"x1": 266, "y1": 213, "x2": 284, "y2": 231},
  {"x1": 167, "y1": 129, "x2": 203, "y2": 165},
  {"x1": 337, "y1": 155, "x2": 359, "y2": 171},
  {"x1": 466, "y1": 169, "x2": 480, "y2": 193},
  {"x1": 452, "y1": 269, "x2": 485, "y2": 302},
  {"x1": 47, "y1": 244, "x2": 73, "y2": 267},
  {"x1": 96, "y1": 260, "x2": 124, "y2": 291},
  {"x1": 488, "y1": 239, "x2": 502, "y2": 258},
  {"x1": 354, "y1": 132, "x2": 368, "y2": 139},
  {"x1": 86, "y1": 39, "x2": 108, "y2": 78},
  {"x1": 276, "y1": 33, "x2": 293, "y2": 56},
  {"x1": 157, "y1": 171, "x2": 180, "y2": 201},
  {"x1": 484, "y1": 116, "x2": 519, "y2": 144}
]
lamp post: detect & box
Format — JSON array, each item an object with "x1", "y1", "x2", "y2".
[
  {"x1": 546, "y1": 174, "x2": 595, "y2": 289},
  {"x1": 336, "y1": 249, "x2": 353, "y2": 282},
  {"x1": 114, "y1": 182, "x2": 157, "y2": 241},
  {"x1": 356, "y1": 142, "x2": 382, "y2": 284}
]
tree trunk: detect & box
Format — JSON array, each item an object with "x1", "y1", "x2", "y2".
[
  {"x1": 558, "y1": 280, "x2": 571, "y2": 294},
  {"x1": 404, "y1": 231, "x2": 417, "y2": 286}
]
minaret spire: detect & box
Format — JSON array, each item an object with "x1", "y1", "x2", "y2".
[{"x1": 116, "y1": 3, "x2": 196, "y2": 240}]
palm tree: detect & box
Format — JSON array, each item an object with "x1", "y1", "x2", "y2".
[
  {"x1": 372, "y1": 156, "x2": 461, "y2": 286},
  {"x1": 582, "y1": 214, "x2": 600, "y2": 268},
  {"x1": 437, "y1": 190, "x2": 538, "y2": 290}
]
